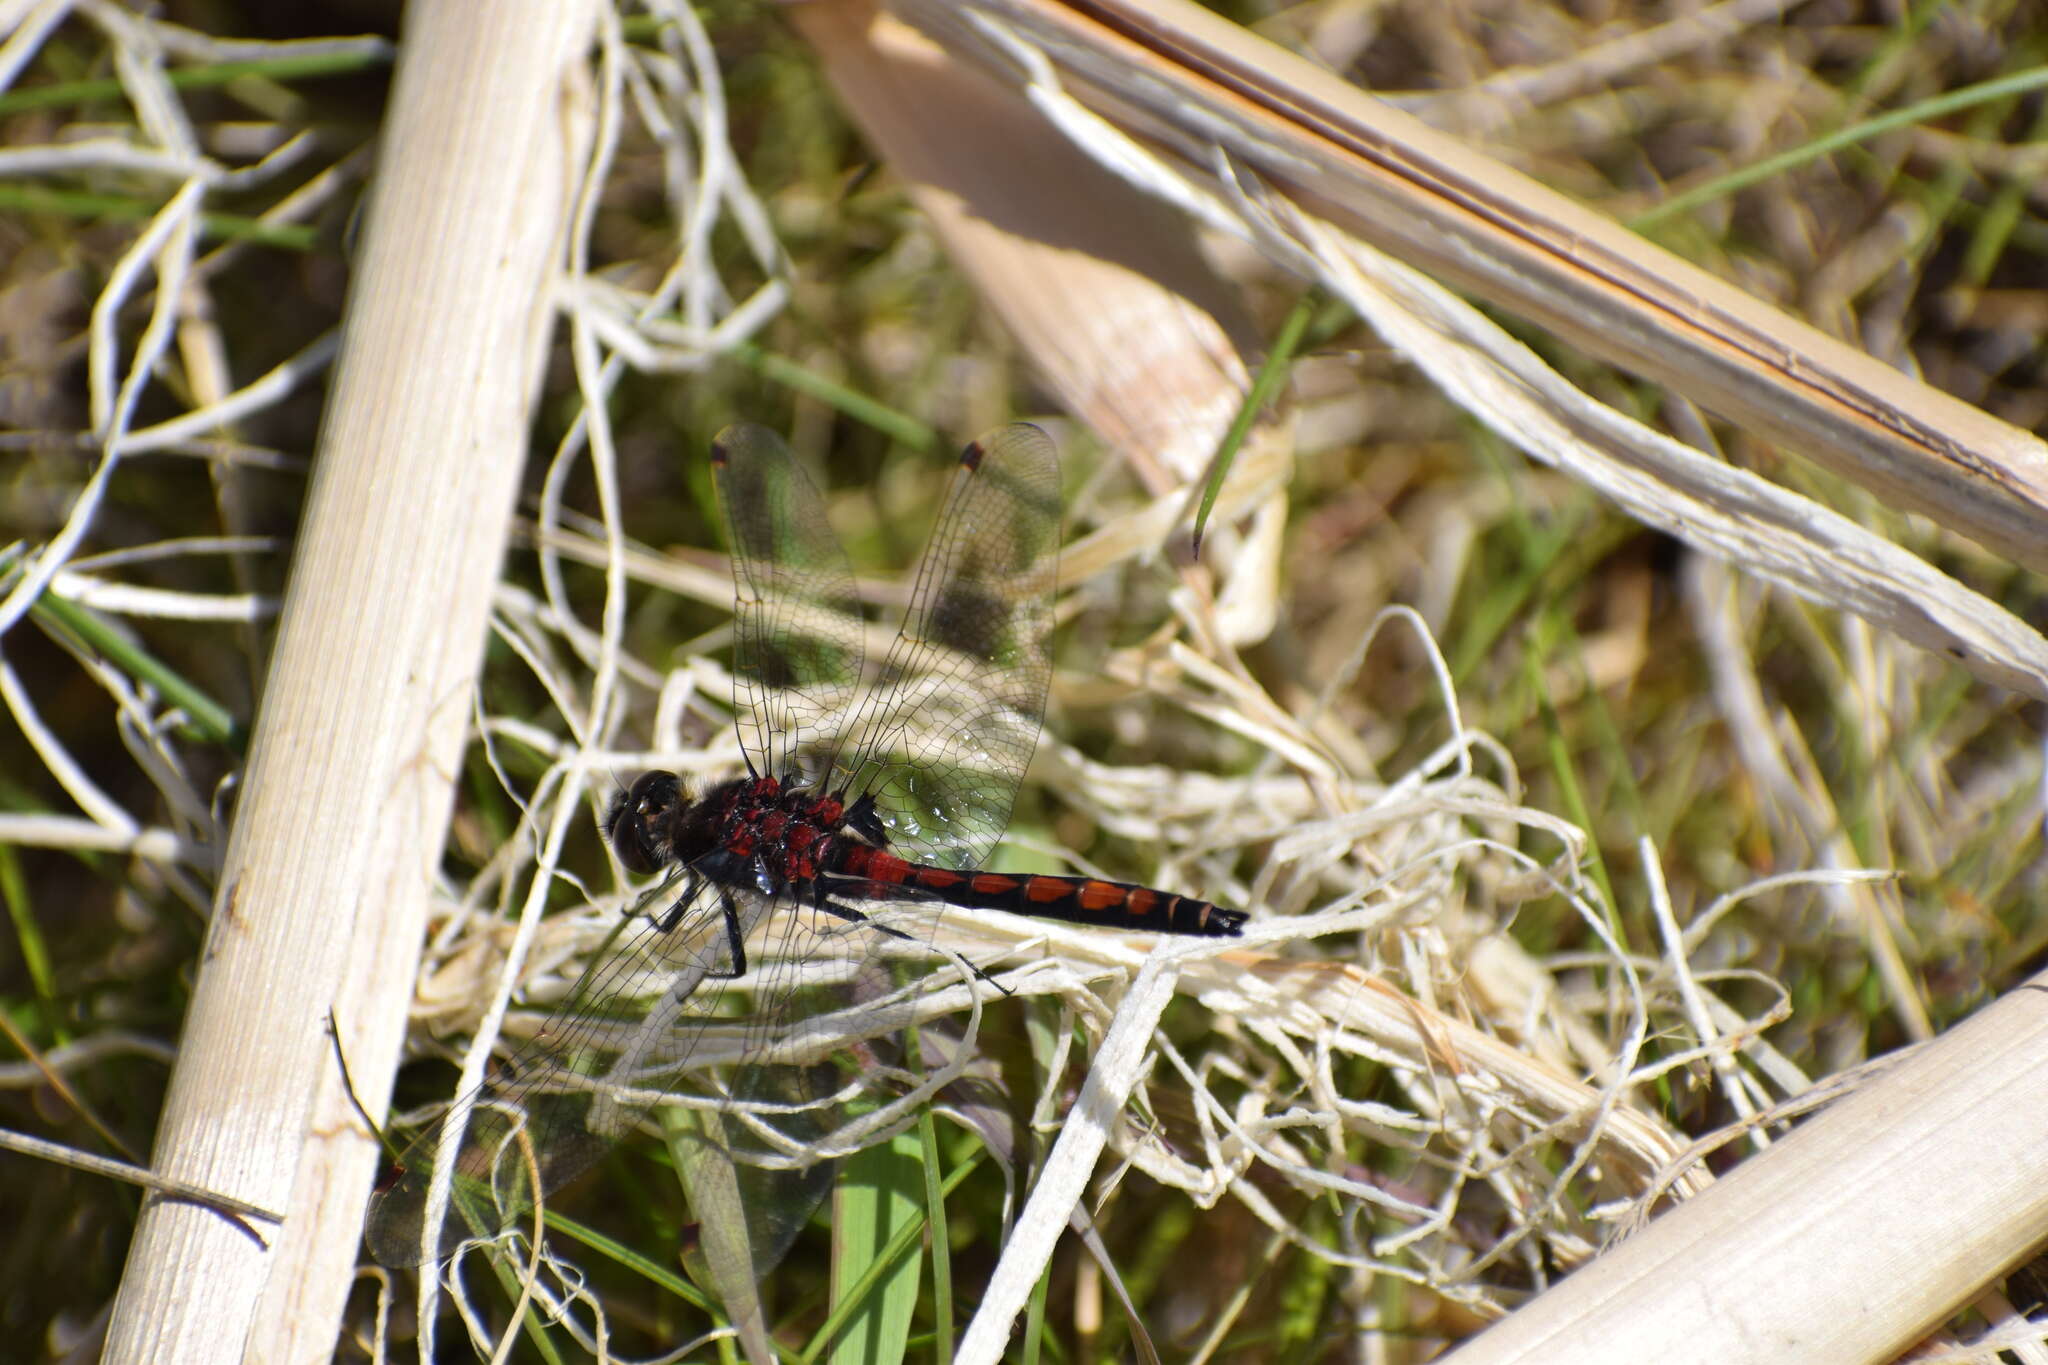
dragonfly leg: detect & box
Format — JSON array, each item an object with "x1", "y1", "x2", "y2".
[
  {"x1": 655, "y1": 871, "x2": 701, "y2": 934},
  {"x1": 840, "y1": 791, "x2": 890, "y2": 847},
  {"x1": 812, "y1": 891, "x2": 1015, "y2": 998},
  {"x1": 711, "y1": 883, "x2": 748, "y2": 980},
  {"x1": 814, "y1": 897, "x2": 914, "y2": 944}
]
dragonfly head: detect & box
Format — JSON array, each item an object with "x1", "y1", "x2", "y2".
[{"x1": 605, "y1": 770, "x2": 687, "y2": 875}]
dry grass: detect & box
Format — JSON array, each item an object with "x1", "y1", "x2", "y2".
[{"x1": 2, "y1": 1, "x2": 2045, "y2": 1362}]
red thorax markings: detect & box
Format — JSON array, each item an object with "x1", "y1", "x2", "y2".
[{"x1": 718, "y1": 779, "x2": 846, "y2": 880}]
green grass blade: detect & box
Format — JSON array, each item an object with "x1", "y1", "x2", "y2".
[
  {"x1": 917, "y1": 1108, "x2": 955, "y2": 1365},
  {"x1": 1191, "y1": 290, "x2": 1317, "y2": 555},
  {"x1": 822, "y1": 1128, "x2": 924, "y2": 1365},
  {"x1": 722, "y1": 341, "x2": 938, "y2": 453},
  {"x1": 0, "y1": 47, "x2": 392, "y2": 117},
  {"x1": 800, "y1": 1147, "x2": 982, "y2": 1365},
  {"x1": 28, "y1": 590, "x2": 242, "y2": 747},
  {"x1": 0, "y1": 183, "x2": 320, "y2": 250},
  {"x1": 1631, "y1": 63, "x2": 2048, "y2": 230}
]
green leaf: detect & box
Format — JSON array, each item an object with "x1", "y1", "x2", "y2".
[{"x1": 823, "y1": 1127, "x2": 925, "y2": 1365}]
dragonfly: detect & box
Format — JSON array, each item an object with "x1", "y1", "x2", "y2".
[{"x1": 366, "y1": 422, "x2": 1244, "y2": 1276}]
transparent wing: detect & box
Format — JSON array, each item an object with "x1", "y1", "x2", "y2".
[
  {"x1": 834, "y1": 424, "x2": 1060, "y2": 869},
  {"x1": 365, "y1": 873, "x2": 842, "y2": 1271},
  {"x1": 368, "y1": 426, "x2": 1060, "y2": 1277},
  {"x1": 711, "y1": 424, "x2": 864, "y2": 782}
]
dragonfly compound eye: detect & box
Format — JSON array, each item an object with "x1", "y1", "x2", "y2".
[{"x1": 606, "y1": 771, "x2": 684, "y2": 875}]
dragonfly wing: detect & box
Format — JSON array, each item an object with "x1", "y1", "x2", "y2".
[
  {"x1": 836, "y1": 424, "x2": 1060, "y2": 869},
  {"x1": 667, "y1": 1063, "x2": 838, "y2": 1289},
  {"x1": 365, "y1": 873, "x2": 769, "y2": 1266},
  {"x1": 712, "y1": 424, "x2": 865, "y2": 783},
  {"x1": 367, "y1": 871, "x2": 872, "y2": 1285}
]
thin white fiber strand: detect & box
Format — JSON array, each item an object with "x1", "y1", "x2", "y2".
[{"x1": 957, "y1": 953, "x2": 1181, "y2": 1365}]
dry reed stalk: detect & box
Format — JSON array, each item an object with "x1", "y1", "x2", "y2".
[
  {"x1": 1441, "y1": 965, "x2": 2048, "y2": 1364},
  {"x1": 100, "y1": 2, "x2": 596, "y2": 1360},
  {"x1": 900, "y1": 0, "x2": 2048, "y2": 577}
]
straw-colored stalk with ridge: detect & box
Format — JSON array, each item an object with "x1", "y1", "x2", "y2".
[{"x1": 102, "y1": 3, "x2": 596, "y2": 1361}]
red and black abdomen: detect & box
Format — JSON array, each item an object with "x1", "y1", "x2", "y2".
[{"x1": 831, "y1": 845, "x2": 1245, "y2": 938}]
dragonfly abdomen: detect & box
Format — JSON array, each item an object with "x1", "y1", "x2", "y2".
[{"x1": 832, "y1": 845, "x2": 1245, "y2": 937}]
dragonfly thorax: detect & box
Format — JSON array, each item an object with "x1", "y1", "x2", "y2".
[{"x1": 605, "y1": 771, "x2": 854, "y2": 886}]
